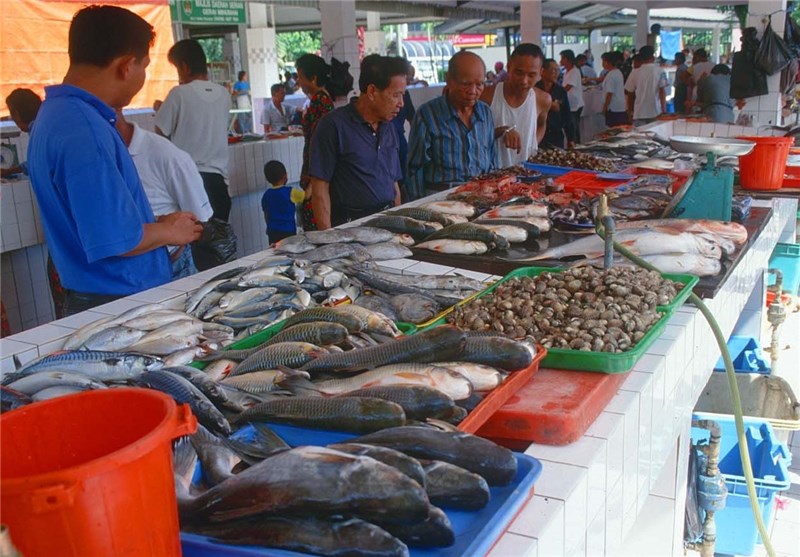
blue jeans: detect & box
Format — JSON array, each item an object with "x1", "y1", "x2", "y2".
[
  {"x1": 237, "y1": 112, "x2": 253, "y2": 134},
  {"x1": 171, "y1": 245, "x2": 198, "y2": 280}
]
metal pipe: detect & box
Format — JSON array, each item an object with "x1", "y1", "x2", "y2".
[{"x1": 601, "y1": 215, "x2": 615, "y2": 270}]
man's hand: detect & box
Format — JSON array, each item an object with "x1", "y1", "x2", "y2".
[
  {"x1": 503, "y1": 129, "x2": 522, "y2": 153},
  {"x1": 161, "y1": 212, "x2": 203, "y2": 245},
  {"x1": 735, "y1": 99, "x2": 747, "y2": 110}
]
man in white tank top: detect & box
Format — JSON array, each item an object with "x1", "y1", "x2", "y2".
[{"x1": 480, "y1": 43, "x2": 551, "y2": 168}]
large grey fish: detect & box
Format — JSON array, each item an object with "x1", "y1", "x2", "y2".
[
  {"x1": 351, "y1": 426, "x2": 517, "y2": 486},
  {"x1": 303, "y1": 229, "x2": 357, "y2": 244},
  {"x1": 377, "y1": 505, "x2": 455, "y2": 548},
  {"x1": 614, "y1": 218, "x2": 748, "y2": 246},
  {"x1": 236, "y1": 272, "x2": 300, "y2": 290},
  {"x1": 460, "y1": 336, "x2": 535, "y2": 372},
  {"x1": 435, "y1": 362, "x2": 505, "y2": 391},
  {"x1": 301, "y1": 243, "x2": 372, "y2": 264},
  {"x1": 129, "y1": 335, "x2": 200, "y2": 356},
  {"x1": 190, "y1": 290, "x2": 225, "y2": 320},
  {"x1": 6, "y1": 350, "x2": 161, "y2": 383},
  {"x1": 81, "y1": 326, "x2": 146, "y2": 351},
  {"x1": 391, "y1": 293, "x2": 439, "y2": 324},
  {"x1": 60, "y1": 302, "x2": 166, "y2": 350},
  {"x1": 232, "y1": 396, "x2": 406, "y2": 434},
  {"x1": 343, "y1": 226, "x2": 396, "y2": 244},
  {"x1": 221, "y1": 369, "x2": 308, "y2": 394},
  {"x1": 180, "y1": 445, "x2": 429, "y2": 524},
  {"x1": 341, "y1": 385, "x2": 456, "y2": 421},
  {"x1": 211, "y1": 287, "x2": 279, "y2": 316},
  {"x1": 300, "y1": 326, "x2": 466, "y2": 373},
  {"x1": 424, "y1": 222, "x2": 509, "y2": 250},
  {"x1": 185, "y1": 516, "x2": 409, "y2": 557},
  {"x1": 282, "y1": 307, "x2": 364, "y2": 333},
  {"x1": 386, "y1": 207, "x2": 454, "y2": 227},
  {"x1": 231, "y1": 342, "x2": 326, "y2": 376},
  {"x1": 184, "y1": 279, "x2": 228, "y2": 315},
  {"x1": 416, "y1": 239, "x2": 488, "y2": 255},
  {"x1": 421, "y1": 460, "x2": 491, "y2": 510},
  {"x1": 246, "y1": 254, "x2": 295, "y2": 269},
  {"x1": 335, "y1": 305, "x2": 400, "y2": 337},
  {"x1": 7, "y1": 370, "x2": 108, "y2": 395},
  {"x1": 123, "y1": 310, "x2": 197, "y2": 331},
  {"x1": 574, "y1": 253, "x2": 723, "y2": 277},
  {"x1": 134, "y1": 369, "x2": 231, "y2": 435},
  {"x1": 190, "y1": 424, "x2": 240, "y2": 487},
  {"x1": 418, "y1": 200, "x2": 477, "y2": 217},
  {"x1": 472, "y1": 218, "x2": 542, "y2": 237},
  {"x1": 213, "y1": 310, "x2": 289, "y2": 330},
  {"x1": 353, "y1": 295, "x2": 399, "y2": 322},
  {"x1": 353, "y1": 269, "x2": 484, "y2": 292},
  {"x1": 363, "y1": 215, "x2": 438, "y2": 242},
  {"x1": 364, "y1": 242, "x2": 413, "y2": 261},
  {"x1": 274, "y1": 234, "x2": 316, "y2": 254},
  {"x1": 327, "y1": 443, "x2": 426, "y2": 486},
  {"x1": 163, "y1": 365, "x2": 231, "y2": 408}
]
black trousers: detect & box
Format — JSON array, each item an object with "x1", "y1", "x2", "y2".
[
  {"x1": 200, "y1": 172, "x2": 231, "y2": 222},
  {"x1": 571, "y1": 107, "x2": 583, "y2": 144},
  {"x1": 63, "y1": 290, "x2": 121, "y2": 317}
]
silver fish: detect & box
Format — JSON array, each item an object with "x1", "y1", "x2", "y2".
[
  {"x1": 204, "y1": 359, "x2": 237, "y2": 382},
  {"x1": 31, "y1": 385, "x2": 91, "y2": 401},
  {"x1": 434, "y1": 362, "x2": 504, "y2": 392},
  {"x1": 475, "y1": 224, "x2": 528, "y2": 243},
  {"x1": 364, "y1": 242, "x2": 413, "y2": 261},
  {"x1": 391, "y1": 293, "x2": 439, "y2": 325},
  {"x1": 419, "y1": 200, "x2": 476, "y2": 217},
  {"x1": 8, "y1": 370, "x2": 108, "y2": 395},
  {"x1": 81, "y1": 326, "x2": 146, "y2": 351},
  {"x1": 274, "y1": 235, "x2": 315, "y2": 254},
  {"x1": 9, "y1": 350, "x2": 161, "y2": 382},
  {"x1": 123, "y1": 310, "x2": 196, "y2": 331},
  {"x1": 185, "y1": 280, "x2": 227, "y2": 315},
  {"x1": 343, "y1": 226, "x2": 396, "y2": 244},
  {"x1": 416, "y1": 239, "x2": 488, "y2": 255},
  {"x1": 129, "y1": 335, "x2": 200, "y2": 356}
]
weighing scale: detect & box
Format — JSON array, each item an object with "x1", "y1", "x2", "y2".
[{"x1": 664, "y1": 136, "x2": 756, "y2": 221}]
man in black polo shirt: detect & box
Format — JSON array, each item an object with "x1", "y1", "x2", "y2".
[{"x1": 309, "y1": 55, "x2": 405, "y2": 229}]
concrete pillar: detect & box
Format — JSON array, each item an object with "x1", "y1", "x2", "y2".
[
  {"x1": 589, "y1": 29, "x2": 605, "y2": 73},
  {"x1": 320, "y1": 0, "x2": 360, "y2": 99},
  {"x1": 244, "y1": 2, "x2": 278, "y2": 100},
  {"x1": 222, "y1": 32, "x2": 242, "y2": 76},
  {"x1": 519, "y1": 0, "x2": 543, "y2": 46},
  {"x1": 636, "y1": 7, "x2": 650, "y2": 50},
  {"x1": 743, "y1": 0, "x2": 788, "y2": 127},
  {"x1": 364, "y1": 11, "x2": 385, "y2": 55},
  {"x1": 712, "y1": 26, "x2": 721, "y2": 63}
]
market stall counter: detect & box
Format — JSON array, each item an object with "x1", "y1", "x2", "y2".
[{"x1": 0, "y1": 191, "x2": 794, "y2": 556}]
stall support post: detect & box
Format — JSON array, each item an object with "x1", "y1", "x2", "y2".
[
  {"x1": 636, "y1": 5, "x2": 650, "y2": 50},
  {"x1": 744, "y1": 0, "x2": 788, "y2": 127},
  {"x1": 519, "y1": 0, "x2": 543, "y2": 46},
  {"x1": 365, "y1": 11, "x2": 385, "y2": 55},
  {"x1": 320, "y1": 0, "x2": 360, "y2": 95},
  {"x1": 712, "y1": 25, "x2": 721, "y2": 63}
]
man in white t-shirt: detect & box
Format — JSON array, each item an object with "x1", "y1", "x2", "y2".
[
  {"x1": 116, "y1": 110, "x2": 213, "y2": 279},
  {"x1": 155, "y1": 39, "x2": 232, "y2": 227},
  {"x1": 261, "y1": 83, "x2": 293, "y2": 132},
  {"x1": 624, "y1": 46, "x2": 668, "y2": 126},
  {"x1": 560, "y1": 49, "x2": 584, "y2": 143},
  {"x1": 600, "y1": 51, "x2": 629, "y2": 127}
]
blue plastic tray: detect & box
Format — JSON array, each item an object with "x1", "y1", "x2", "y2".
[
  {"x1": 181, "y1": 424, "x2": 542, "y2": 557},
  {"x1": 522, "y1": 161, "x2": 596, "y2": 176}
]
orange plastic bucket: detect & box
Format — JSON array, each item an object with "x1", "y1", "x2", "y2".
[
  {"x1": 0, "y1": 388, "x2": 197, "y2": 557},
  {"x1": 737, "y1": 136, "x2": 793, "y2": 190}
]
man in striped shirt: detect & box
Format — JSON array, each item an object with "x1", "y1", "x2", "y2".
[{"x1": 406, "y1": 51, "x2": 496, "y2": 200}]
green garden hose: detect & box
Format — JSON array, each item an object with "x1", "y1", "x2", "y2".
[{"x1": 595, "y1": 221, "x2": 776, "y2": 557}]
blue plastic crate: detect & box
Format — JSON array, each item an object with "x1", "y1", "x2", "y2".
[
  {"x1": 182, "y1": 424, "x2": 543, "y2": 557},
  {"x1": 522, "y1": 161, "x2": 596, "y2": 176},
  {"x1": 767, "y1": 243, "x2": 800, "y2": 295},
  {"x1": 714, "y1": 336, "x2": 771, "y2": 374},
  {"x1": 691, "y1": 414, "x2": 792, "y2": 556}
]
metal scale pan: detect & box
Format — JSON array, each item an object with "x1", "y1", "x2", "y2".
[{"x1": 669, "y1": 135, "x2": 755, "y2": 157}]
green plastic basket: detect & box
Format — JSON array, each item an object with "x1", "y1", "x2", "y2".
[{"x1": 419, "y1": 266, "x2": 678, "y2": 374}]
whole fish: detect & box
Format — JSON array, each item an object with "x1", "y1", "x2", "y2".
[
  {"x1": 31, "y1": 385, "x2": 89, "y2": 401},
  {"x1": 343, "y1": 226, "x2": 396, "y2": 244},
  {"x1": 172, "y1": 437, "x2": 198, "y2": 502},
  {"x1": 204, "y1": 359, "x2": 237, "y2": 382},
  {"x1": 232, "y1": 396, "x2": 406, "y2": 433},
  {"x1": 221, "y1": 369, "x2": 309, "y2": 394},
  {"x1": 185, "y1": 516, "x2": 409, "y2": 557},
  {"x1": 364, "y1": 242, "x2": 413, "y2": 261},
  {"x1": 214, "y1": 287, "x2": 278, "y2": 314},
  {"x1": 391, "y1": 233, "x2": 417, "y2": 246},
  {"x1": 274, "y1": 235, "x2": 315, "y2": 254},
  {"x1": 163, "y1": 365, "x2": 230, "y2": 408},
  {"x1": 418, "y1": 200, "x2": 476, "y2": 217},
  {"x1": 123, "y1": 310, "x2": 196, "y2": 331},
  {"x1": 421, "y1": 460, "x2": 491, "y2": 510},
  {"x1": 282, "y1": 307, "x2": 364, "y2": 333},
  {"x1": 300, "y1": 326, "x2": 466, "y2": 373},
  {"x1": 190, "y1": 424, "x2": 240, "y2": 486},
  {"x1": 435, "y1": 362, "x2": 504, "y2": 391},
  {"x1": 138, "y1": 320, "x2": 203, "y2": 344},
  {"x1": 219, "y1": 299, "x2": 304, "y2": 320},
  {"x1": 129, "y1": 335, "x2": 200, "y2": 356},
  {"x1": 342, "y1": 385, "x2": 456, "y2": 421},
  {"x1": 353, "y1": 295, "x2": 399, "y2": 322},
  {"x1": 475, "y1": 224, "x2": 528, "y2": 243},
  {"x1": 515, "y1": 229, "x2": 722, "y2": 262},
  {"x1": 351, "y1": 426, "x2": 517, "y2": 486},
  {"x1": 206, "y1": 266, "x2": 248, "y2": 282},
  {"x1": 164, "y1": 346, "x2": 209, "y2": 367},
  {"x1": 213, "y1": 311, "x2": 288, "y2": 330},
  {"x1": 237, "y1": 272, "x2": 299, "y2": 290},
  {"x1": 364, "y1": 215, "x2": 438, "y2": 242},
  {"x1": 335, "y1": 305, "x2": 400, "y2": 337},
  {"x1": 135, "y1": 369, "x2": 231, "y2": 435},
  {"x1": 371, "y1": 272, "x2": 484, "y2": 293},
  {"x1": 303, "y1": 229, "x2": 356, "y2": 244},
  {"x1": 475, "y1": 215, "x2": 551, "y2": 232},
  {"x1": 575, "y1": 253, "x2": 723, "y2": 277},
  {"x1": 8, "y1": 350, "x2": 161, "y2": 383},
  {"x1": 460, "y1": 336, "x2": 535, "y2": 371},
  {"x1": 480, "y1": 203, "x2": 548, "y2": 219},
  {"x1": 386, "y1": 207, "x2": 453, "y2": 227},
  {"x1": 326, "y1": 443, "x2": 426, "y2": 486},
  {"x1": 391, "y1": 293, "x2": 439, "y2": 324},
  {"x1": 181, "y1": 445, "x2": 430, "y2": 524},
  {"x1": 231, "y1": 342, "x2": 326, "y2": 376},
  {"x1": 201, "y1": 323, "x2": 235, "y2": 343},
  {"x1": 301, "y1": 364, "x2": 473, "y2": 401},
  {"x1": 185, "y1": 279, "x2": 227, "y2": 315},
  {"x1": 191, "y1": 291, "x2": 225, "y2": 320},
  {"x1": 301, "y1": 243, "x2": 371, "y2": 264},
  {"x1": 246, "y1": 254, "x2": 295, "y2": 269},
  {"x1": 424, "y1": 223, "x2": 509, "y2": 250},
  {"x1": 81, "y1": 326, "x2": 146, "y2": 351},
  {"x1": 416, "y1": 239, "x2": 488, "y2": 255},
  {"x1": 377, "y1": 505, "x2": 455, "y2": 548},
  {"x1": 7, "y1": 370, "x2": 107, "y2": 395},
  {"x1": 614, "y1": 218, "x2": 748, "y2": 246},
  {"x1": 60, "y1": 302, "x2": 165, "y2": 350}
]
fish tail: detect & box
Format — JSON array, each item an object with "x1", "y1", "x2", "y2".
[{"x1": 278, "y1": 374, "x2": 320, "y2": 396}]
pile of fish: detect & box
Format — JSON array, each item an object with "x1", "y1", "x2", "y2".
[
  {"x1": 598, "y1": 175, "x2": 675, "y2": 221},
  {"x1": 512, "y1": 218, "x2": 748, "y2": 276},
  {"x1": 179, "y1": 424, "x2": 518, "y2": 555},
  {"x1": 528, "y1": 148, "x2": 617, "y2": 172},
  {"x1": 365, "y1": 199, "x2": 551, "y2": 257},
  {"x1": 447, "y1": 267, "x2": 679, "y2": 352},
  {"x1": 576, "y1": 130, "x2": 697, "y2": 169}
]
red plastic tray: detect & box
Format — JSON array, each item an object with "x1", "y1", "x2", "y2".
[
  {"x1": 458, "y1": 347, "x2": 546, "y2": 434},
  {"x1": 783, "y1": 166, "x2": 800, "y2": 189},
  {"x1": 554, "y1": 170, "x2": 633, "y2": 195},
  {"x1": 475, "y1": 367, "x2": 629, "y2": 447}
]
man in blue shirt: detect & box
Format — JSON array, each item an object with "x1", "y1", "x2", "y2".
[
  {"x1": 309, "y1": 54, "x2": 404, "y2": 229},
  {"x1": 406, "y1": 51, "x2": 496, "y2": 200},
  {"x1": 27, "y1": 5, "x2": 202, "y2": 316}
]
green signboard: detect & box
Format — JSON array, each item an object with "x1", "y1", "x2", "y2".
[{"x1": 169, "y1": 0, "x2": 247, "y2": 26}]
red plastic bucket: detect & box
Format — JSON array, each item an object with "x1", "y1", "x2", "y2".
[
  {"x1": 0, "y1": 388, "x2": 197, "y2": 557},
  {"x1": 737, "y1": 136, "x2": 793, "y2": 191}
]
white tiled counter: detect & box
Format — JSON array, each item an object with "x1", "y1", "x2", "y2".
[{"x1": 0, "y1": 197, "x2": 795, "y2": 556}]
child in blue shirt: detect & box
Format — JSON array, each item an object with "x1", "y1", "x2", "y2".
[{"x1": 261, "y1": 160, "x2": 303, "y2": 244}]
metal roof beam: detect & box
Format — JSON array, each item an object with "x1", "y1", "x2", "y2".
[{"x1": 354, "y1": 0, "x2": 515, "y2": 21}]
